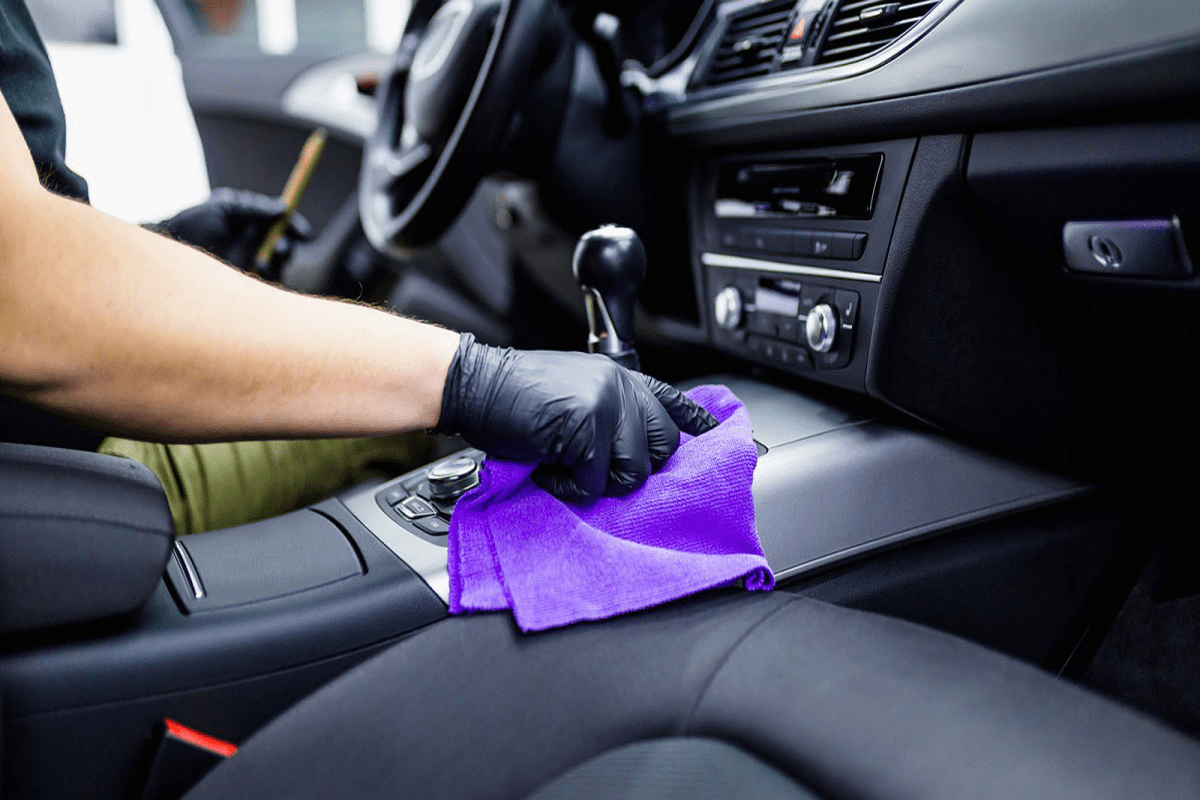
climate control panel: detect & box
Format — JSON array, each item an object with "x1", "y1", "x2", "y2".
[{"x1": 707, "y1": 271, "x2": 860, "y2": 373}]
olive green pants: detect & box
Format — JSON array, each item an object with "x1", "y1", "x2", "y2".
[{"x1": 99, "y1": 433, "x2": 438, "y2": 536}]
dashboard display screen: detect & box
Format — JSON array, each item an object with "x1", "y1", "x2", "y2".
[
  {"x1": 716, "y1": 154, "x2": 884, "y2": 219},
  {"x1": 755, "y1": 278, "x2": 802, "y2": 317}
]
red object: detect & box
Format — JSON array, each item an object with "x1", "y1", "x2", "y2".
[
  {"x1": 163, "y1": 719, "x2": 238, "y2": 758},
  {"x1": 789, "y1": 18, "x2": 807, "y2": 40}
]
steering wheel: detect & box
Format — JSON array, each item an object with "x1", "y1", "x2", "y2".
[{"x1": 359, "y1": 0, "x2": 551, "y2": 253}]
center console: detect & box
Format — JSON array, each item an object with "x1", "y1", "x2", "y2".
[{"x1": 693, "y1": 138, "x2": 915, "y2": 392}]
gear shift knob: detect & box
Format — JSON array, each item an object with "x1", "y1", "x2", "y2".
[{"x1": 573, "y1": 225, "x2": 645, "y2": 370}]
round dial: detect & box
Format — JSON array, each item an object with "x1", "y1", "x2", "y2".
[
  {"x1": 713, "y1": 286, "x2": 743, "y2": 331},
  {"x1": 805, "y1": 304, "x2": 837, "y2": 353},
  {"x1": 427, "y1": 456, "x2": 481, "y2": 501}
]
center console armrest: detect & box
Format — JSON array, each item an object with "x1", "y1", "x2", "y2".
[{"x1": 0, "y1": 444, "x2": 174, "y2": 634}]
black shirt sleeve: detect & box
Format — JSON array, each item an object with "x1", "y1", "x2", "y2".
[{"x1": 0, "y1": 0, "x2": 90, "y2": 202}]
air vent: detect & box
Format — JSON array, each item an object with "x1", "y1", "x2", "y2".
[
  {"x1": 704, "y1": 0, "x2": 794, "y2": 87},
  {"x1": 813, "y1": 0, "x2": 938, "y2": 65}
]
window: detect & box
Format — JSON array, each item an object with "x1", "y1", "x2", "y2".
[
  {"x1": 25, "y1": 0, "x2": 117, "y2": 44},
  {"x1": 177, "y1": 0, "x2": 407, "y2": 55}
]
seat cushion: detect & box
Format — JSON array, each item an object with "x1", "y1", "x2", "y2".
[
  {"x1": 526, "y1": 738, "x2": 819, "y2": 800},
  {"x1": 186, "y1": 593, "x2": 1200, "y2": 800}
]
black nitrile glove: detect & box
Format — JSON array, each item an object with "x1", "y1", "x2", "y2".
[
  {"x1": 435, "y1": 333, "x2": 720, "y2": 503},
  {"x1": 149, "y1": 187, "x2": 313, "y2": 277}
]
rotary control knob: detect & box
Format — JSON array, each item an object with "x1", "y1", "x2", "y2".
[
  {"x1": 427, "y1": 456, "x2": 480, "y2": 501},
  {"x1": 713, "y1": 286, "x2": 743, "y2": 331},
  {"x1": 805, "y1": 303, "x2": 837, "y2": 353}
]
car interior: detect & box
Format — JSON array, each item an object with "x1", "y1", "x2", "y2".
[{"x1": 4, "y1": 0, "x2": 1200, "y2": 797}]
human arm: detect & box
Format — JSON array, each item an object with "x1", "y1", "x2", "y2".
[
  {"x1": 0, "y1": 89, "x2": 460, "y2": 442},
  {"x1": 0, "y1": 88, "x2": 714, "y2": 499}
]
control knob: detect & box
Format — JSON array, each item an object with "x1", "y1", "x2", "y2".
[
  {"x1": 713, "y1": 286, "x2": 743, "y2": 331},
  {"x1": 805, "y1": 303, "x2": 837, "y2": 353},
  {"x1": 427, "y1": 456, "x2": 480, "y2": 501}
]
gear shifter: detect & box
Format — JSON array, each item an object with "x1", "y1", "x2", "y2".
[{"x1": 573, "y1": 225, "x2": 645, "y2": 370}]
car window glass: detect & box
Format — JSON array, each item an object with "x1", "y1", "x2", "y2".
[
  {"x1": 177, "y1": 0, "x2": 404, "y2": 54},
  {"x1": 25, "y1": 0, "x2": 118, "y2": 44}
]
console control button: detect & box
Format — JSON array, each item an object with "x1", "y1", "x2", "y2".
[
  {"x1": 427, "y1": 456, "x2": 480, "y2": 501},
  {"x1": 414, "y1": 516, "x2": 451, "y2": 536},
  {"x1": 811, "y1": 232, "x2": 834, "y2": 258},
  {"x1": 713, "y1": 286, "x2": 743, "y2": 331},
  {"x1": 738, "y1": 228, "x2": 790, "y2": 255},
  {"x1": 397, "y1": 495, "x2": 437, "y2": 519},
  {"x1": 792, "y1": 230, "x2": 813, "y2": 256},
  {"x1": 776, "y1": 316, "x2": 799, "y2": 341},
  {"x1": 806, "y1": 304, "x2": 838, "y2": 353},
  {"x1": 380, "y1": 487, "x2": 406, "y2": 507},
  {"x1": 834, "y1": 290, "x2": 860, "y2": 327},
  {"x1": 784, "y1": 344, "x2": 814, "y2": 370},
  {"x1": 851, "y1": 233, "x2": 868, "y2": 259},
  {"x1": 747, "y1": 312, "x2": 776, "y2": 336},
  {"x1": 830, "y1": 231, "x2": 857, "y2": 259}
]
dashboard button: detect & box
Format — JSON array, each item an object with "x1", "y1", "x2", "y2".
[
  {"x1": 397, "y1": 496, "x2": 437, "y2": 520},
  {"x1": 851, "y1": 233, "x2": 868, "y2": 259},
  {"x1": 811, "y1": 232, "x2": 834, "y2": 258},
  {"x1": 748, "y1": 312, "x2": 776, "y2": 336},
  {"x1": 834, "y1": 290, "x2": 860, "y2": 327},
  {"x1": 776, "y1": 316, "x2": 799, "y2": 341},
  {"x1": 380, "y1": 487, "x2": 406, "y2": 507},
  {"x1": 830, "y1": 231, "x2": 857, "y2": 259},
  {"x1": 786, "y1": 345, "x2": 814, "y2": 370},
  {"x1": 738, "y1": 228, "x2": 789, "y2": 254},
  {"x1": 793, "y1": 229, "x2": 813, "y2": 256},
  {"x1": 414, "y1": 516, "x2": 451, "y2": 536}
]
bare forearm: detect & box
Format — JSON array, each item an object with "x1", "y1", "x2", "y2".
[{"x1": 0, "y1": 190, "x2": 459, "y2": 441}]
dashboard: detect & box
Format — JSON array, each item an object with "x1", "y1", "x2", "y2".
[{"x1": 607, "y1": 0, "x2": 1200, "y2": 477}]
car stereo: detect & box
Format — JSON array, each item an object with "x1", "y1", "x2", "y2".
[{"x1": 694, "y1": 139, "x2": 917, "y2": 392}]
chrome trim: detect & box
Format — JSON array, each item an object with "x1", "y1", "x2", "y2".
[
  {"x1": 173, "y1": 541, "x2": 206, "y2": 600},
  {"x1": 701, "y1": 251, "x2": 882, "y2": 283}
]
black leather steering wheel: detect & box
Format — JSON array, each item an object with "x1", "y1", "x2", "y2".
[{"x1": 359, "y1": 0, "x2": 550, "y2": 252}]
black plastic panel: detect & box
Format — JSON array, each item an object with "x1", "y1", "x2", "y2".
[
  {"x1": 788, "y1": 498, "x2": 1139, "y2": 670},
  {"x1": 1, "y1": 498, "x2": 446, "y2": 800},
  {"x1": 168, "y1": 509, "x2": 364, "y2": 613}
]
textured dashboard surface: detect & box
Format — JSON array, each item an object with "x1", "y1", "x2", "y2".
[{"x1": 670, "y1": 0, "x2": 1200, "y2": 141}]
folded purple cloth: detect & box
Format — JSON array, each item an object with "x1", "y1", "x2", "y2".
[{"x1": 447, "y1": 384, "x2": 773, "y2": 631}]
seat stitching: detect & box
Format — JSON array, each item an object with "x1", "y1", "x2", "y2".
[{"x1": 680, "y1": 595, "x2": 803, "y2": 734}]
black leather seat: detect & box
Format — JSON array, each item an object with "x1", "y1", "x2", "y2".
[{"x1": 185, "y1": 593, "x2": 1200, "y2": 799}]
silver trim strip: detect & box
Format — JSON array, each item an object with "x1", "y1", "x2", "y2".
[
  {"x1": 173, "y1": 541, "x2": 206, "y2": 600},
  {"x1": 701, "y1": 252, "x2": 882, "y2": 283}
]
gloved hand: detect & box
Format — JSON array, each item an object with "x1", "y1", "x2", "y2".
[
  {"x1": 435, "y1": 333, "x2": 719, "y2": 502},
  {"x1": 149, "y1": 187, "x2": 313, "y2": 277}
]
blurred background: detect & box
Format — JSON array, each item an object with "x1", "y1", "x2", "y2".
[{"x1": 26, "y1": 0, "x2": 410, "y2": 224}]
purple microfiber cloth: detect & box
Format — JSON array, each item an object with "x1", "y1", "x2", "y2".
[{"x1": 447, "y1": 384, "x2": 773, "y2": 632}]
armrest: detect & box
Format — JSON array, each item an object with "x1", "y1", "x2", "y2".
[{"x1": 0, "y1": 443, "x2": 174, "y2": 634}]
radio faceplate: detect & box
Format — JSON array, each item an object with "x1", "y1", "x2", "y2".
[{"x1": 693, "y1": 139, "x2": 915, "y2": 392}]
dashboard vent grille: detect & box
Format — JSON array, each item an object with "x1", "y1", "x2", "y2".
[
  {"x1": 814, "y1": 0, "x2": 938, "y2": 65},
  {"x1": 705, "y1": 0, "x2": 794, "y2": 87}
]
